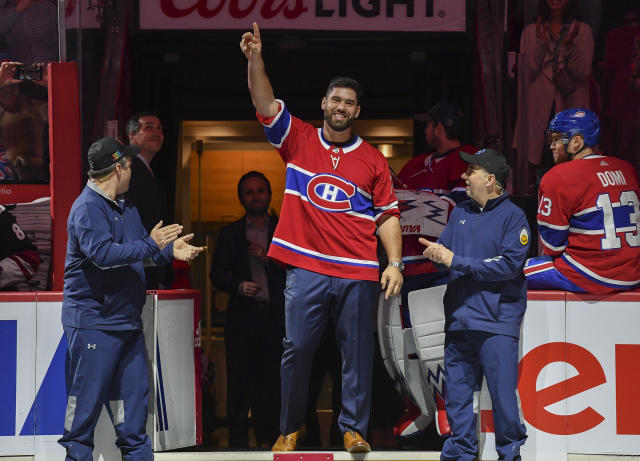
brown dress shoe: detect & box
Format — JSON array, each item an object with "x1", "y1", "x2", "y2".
[
  {"x1": 271, "y1": 425, "x2": 305, "y2": 451},
  {"x1": 343, "y1": 430, "x2": 371, "y2": 453}
]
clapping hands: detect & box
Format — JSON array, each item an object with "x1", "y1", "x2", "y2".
[
  {"x1": 149, "y1": 221, "x2": 206, "y2": 261},
  {"x1": 173, "y1": 233, "x2": 207, "y2": 262}
]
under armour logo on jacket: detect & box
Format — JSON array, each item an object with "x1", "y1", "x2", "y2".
[
  {"x1": 459, "y1": 219, "x2": 466, "y2": 224},
  {"x1": 87, "y1": 343, "x2": 96, "y2": 350}
]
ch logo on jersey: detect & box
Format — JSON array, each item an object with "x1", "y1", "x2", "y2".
[{"x1": 306, "y1": 174, "x2": 356, "y2": 212}]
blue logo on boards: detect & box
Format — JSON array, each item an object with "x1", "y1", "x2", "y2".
[
  {"x1": 0, "y1": 323, "x2": 70, "y2": 437},
  {"x1": 0, "y1": 320, "x2": 17, "y2": 436}
]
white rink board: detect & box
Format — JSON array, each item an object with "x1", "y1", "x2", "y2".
[
  {"x1": 0, "y1": 297, "x2": 37, "y2": 455},
  {"x1": 477, "y1": 291, "x2": 640, "y2": 460},
  {"x1": 0, "y1": 291, "x2": 199, "y2": 460},
  {"x1": 564, "y1": 297, "x2": 640, "y2": 455},
  {"x1": 153, "y1": 295, "x2": 197, "y2": 451}
]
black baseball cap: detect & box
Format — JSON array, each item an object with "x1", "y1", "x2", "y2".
[
  {"x1": 459, "y1": 148, "x2": 511, "y2": 186},
  {"x1": 87, "y1": 137, "x2": 139, "y2": 173},
  {"x1": 415, "y1": 102, "x2": 464, "y2": 129}
]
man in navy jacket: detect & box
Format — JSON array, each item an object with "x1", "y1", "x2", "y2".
[
  {"x1": 420, "y1": 149, "x2": 529, "y2": 461},
  {"x1": 59, "y1": 137, "x2": 205, "y2": 461}
]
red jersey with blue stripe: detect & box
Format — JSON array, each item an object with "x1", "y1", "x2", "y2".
[
  {"x1": 396, "y1": 145, "x2": 474, "y2": 194},
  {"x1": 258, "y1": 100, "x2": 400, "y2": 281},
  {"x1": 537, "y1": 154, "x2": 640, "y2": 293}
]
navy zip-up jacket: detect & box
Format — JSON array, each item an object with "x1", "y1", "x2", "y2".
[
  {"x1": 437, "y1": 192, "x2": 530, "y2": 338},
  {"x1": 62, "y1": 182, "x2": 173, "y2": 330}
]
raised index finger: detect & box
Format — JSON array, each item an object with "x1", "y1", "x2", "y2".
[
  {"x1": 418, "y1": 237, "x2": 434, "y2": 248},
  {"x1": 253, "y1": 22, "x2": 260, "y2": 40}
]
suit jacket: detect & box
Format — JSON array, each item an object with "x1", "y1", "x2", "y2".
[
  {"x1": 126, "y1": 155, "x2": 172, "y2": 289},
  {"x1": 127, "y1": 155, "x2": 169, "y2": 232},
  {"x1": 210, "y1": 215, "x2": 285, "y2": 322}
]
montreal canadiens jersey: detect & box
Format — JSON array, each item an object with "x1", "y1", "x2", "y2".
[
  {"x1": 537, "y1": 154, "x2": 640, "y2": 293},
  {"x1": 396, "y1": 145, "x2": 475, "y2": 194},
  {"x1": 396, "y1": 189, "x2": 454, "y2": 277},
  {"x1": 258, "y1": 100, "x2": 400, "y2": 282}
]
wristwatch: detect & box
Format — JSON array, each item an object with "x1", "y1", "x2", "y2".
[{"x1": 388, "y1": 261, "x2": 405, "y2": 272}]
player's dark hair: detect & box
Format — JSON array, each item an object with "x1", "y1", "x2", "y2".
[
  {"x1": 325, "y1": 77, "x2": 363, "y2": 105},
  {"x1": 125, "y1": 111, "x2": 162, "y2": 138},
  {"x1": 237, "y1": 171, "x2": 272, "y2": 201}
]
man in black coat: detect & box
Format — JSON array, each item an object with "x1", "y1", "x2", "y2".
[
  {"x1": 126, "y1": 111, "x2": 173, "y2": 289},
  {"x1": 210, "y1": 171, "x2": 285, "y2": 448}
]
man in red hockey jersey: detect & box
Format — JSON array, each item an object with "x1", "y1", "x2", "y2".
[
  {"x1": 240, "y1": 22, "x2": 403, "y2": 453},
  {"x1": 397, "y1": 102, "x2": 475, "y2": 203},
  {"x1": 525, "y1": 108, "x2": 640, "y2": 293}
]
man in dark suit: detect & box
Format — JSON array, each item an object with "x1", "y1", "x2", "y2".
[
  {"x1": 126, "y1": 111, "x2": 173, "y2": 289},
  {"x1": 210, "y1": 171, "x2": 285, "y2": 448}
]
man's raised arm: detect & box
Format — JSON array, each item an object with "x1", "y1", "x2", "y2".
[{"x1": 240, "y1": 22, "x2": 279, "y2": 118}]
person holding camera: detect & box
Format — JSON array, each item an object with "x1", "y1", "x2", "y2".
[
  {"x1": 0, "y1": 59, "x2": 47, "y2": 182},
  {"x1": 0, "y1": 61, "x2": 22, "y2": 87}
]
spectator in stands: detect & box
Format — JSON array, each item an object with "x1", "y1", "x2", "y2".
[
  {"x1": 524, "y1": 108, "x2": 640, "y2": 293},
  {"x1": 632, "y1": 35, "x2": 640, "y2": 92},
  {"x1": 0, "y1": 59, "x2": 47, "y2": 182},
  {"x1": 0, "y1": 60, "x2": 20, "y2": 87},
  {"x1": 210, "y1": 171, "x2": 285, "y2": 448},
  {"x1": 632, "y1": 36, "x2": 640, "y2": 164},
  {"x1": 126, "y1": 111, "x2": 173, "y2": 289},
  {"x1": 0, "y1": 65, "x2": 18, "y2": 180},
  {"x1": 514, "y1": 0, "x2": 594, "y2": 191},
  {"x1": 604, "y1": 28, "x2": 640, "y2": 169},
  {"x1": 0, "y1": 204, "x2": 39, "y2": 290},
  {"x1": 398, "y1": 102, "x2": 475, "y2": 203},
  {"x1": 519, "y1": 0, "x2": 602, "y2": 42},
  {"x1": 0, "y1": 0, "x2": 58, "y2": 65}
]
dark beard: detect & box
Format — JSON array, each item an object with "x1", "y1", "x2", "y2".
[
  {"x1": 324, "y1": 111, "x2": 352, "y2": 132},
  {"x1": 246, "y1": 204, "x2": 269, "y2": 216}
]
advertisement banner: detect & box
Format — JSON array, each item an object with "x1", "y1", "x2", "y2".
[
  {"x1": 0, "y1": 294, "x2": 37, "y2": 456},
  {"x1": 564, "y1": 294, "x2": 640, "y2": 454},
  {"x1": 478, "y1": 291, "x2": 640, "y2": 460},
  {"x1": 478, "y1": 293, "x2": 570, "y2": 461},
  {"x1": 0, "y1": 292, "x2": 199, "y2": 459},
  {"x1": 140, "y1": 0, "x2": 466, "y2": 32}
]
